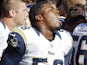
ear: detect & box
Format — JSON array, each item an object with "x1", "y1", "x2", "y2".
[
  {"x1": 35, "y1": 14, "x2": 44, "y2": 21},
  {"x1": 9, "y1": 9, "x2": 16, "y2": 17}
]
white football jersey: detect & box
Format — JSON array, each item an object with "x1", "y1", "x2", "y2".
[
  {"x1": 12, "y1": 26, "x2": 72, "y2": 65},
  {"x1": 0, "y1": 21, "x2": 10, "y2": 60},
  {"x1": 69, "y1": 23, "x2": 87, "y2": 65}
]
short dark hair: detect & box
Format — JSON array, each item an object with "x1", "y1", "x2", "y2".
[{"x1": 29, "y1": 1, "x2": 48, "y2": 26}]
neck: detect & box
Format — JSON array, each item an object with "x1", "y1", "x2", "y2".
[
  {"x1": 1, "y1": 18, "x2": 16, "y2": 30},
  {"x1": 38, "y1": 26, "x2": 55, "y2": 41}
]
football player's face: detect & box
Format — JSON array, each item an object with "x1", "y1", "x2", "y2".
[
  {"x1": 14, "y1": 1, "x2": 28, "y2": 26},
  {"x1": 41, "y1": 3, "x2": 62, "y2": 30}
]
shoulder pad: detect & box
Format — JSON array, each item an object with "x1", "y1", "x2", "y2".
[{"x1": 11, "y1": 28, "x2": 27, "y2": 46}]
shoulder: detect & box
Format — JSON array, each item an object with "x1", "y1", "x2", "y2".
[
  {"x1": 60, "y1": 29, "x2": 73, "y2": 40},
  {"x1": 55, "y1": 29, "x2": 72, "y2": 39},
  {"x1": 11, "y1": 25, "x2": 33, "y2": 36},
  {"x1": 0, "y1": 21, "x2": 6, "y2": 31},
  {"x1": 58, "y1": 29, "x2": 72, "y2": 37},
  {"x1": 8, "y1": 25, "x2": 31, "y2": 46},
  {"x1": 9, "y1": 26, "x2": 39, "y2": 46},
  {"x1": 12, "y1": 26, "x2": 39, "y2": 38},
  {"x1": 73, "y1": 23, "x2": 87, "y2": 35},
  {"x1": 0, "y1": 21, "x2": 9, "y2": 39},
  {"x1": 56, "y1": 29, "x2": 73, "y2": 44},
  {"x1": 56, "y1": 29, "x2": 73, "y2": 55}
]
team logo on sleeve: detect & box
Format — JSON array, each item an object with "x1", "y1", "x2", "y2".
[{"x1": 7, "y1": 33, "x2": 18, "y2": 47}]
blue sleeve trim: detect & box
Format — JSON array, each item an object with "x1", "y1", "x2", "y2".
[{"x1": 0, "y1": 32, "x2": 26, "y2": 65}]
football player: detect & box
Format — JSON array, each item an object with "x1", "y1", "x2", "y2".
[
  {"x1": 69, "y1": 4, "x2": 87, "y2": 65},
  {"x1": 0, "y1": 0, "x2": 28, "y2": 62},
  {"x1": 6, "y1": 1, "x2": 72, "y2": 65},
  {"x1": 62, "y1": 0, "x2": 87, "y2": 65}
]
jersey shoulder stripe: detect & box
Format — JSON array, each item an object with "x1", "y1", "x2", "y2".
[{"x1": 11, "y1": 28, "x2": 27, "y2": 46}]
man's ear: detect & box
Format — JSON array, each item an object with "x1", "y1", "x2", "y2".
[
  {"x1": 35, "y1": 14, "x2": 44, "y2": 21},
  {"x1": 9, "y1": 9, "x2": 16, "y2": 17}
]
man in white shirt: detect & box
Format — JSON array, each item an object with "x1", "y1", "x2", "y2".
[{"x1": 0, "y1": 0, "x2": 28, "y2": 61}]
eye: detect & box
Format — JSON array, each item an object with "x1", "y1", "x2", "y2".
[
  {"x1": 45, "y1": 7, "x2": 52, "y2": 12},
  {"x1": 54, "y1": 10, "x2": 60, "y2": 15},
  {"x1": 55, "y1": 12, "x2": 60, "y2": 16}
]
